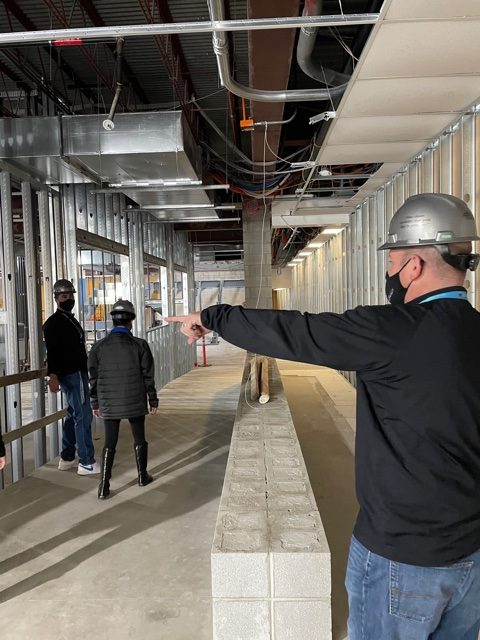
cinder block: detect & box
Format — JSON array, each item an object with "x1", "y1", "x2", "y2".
[
  {"x1": 213, "y1": 600, "x2": 271, "y2": 640},
  {"x1": 212, "y1": 552, "x2": 270, "y2": 598},
  {"x1": 273, "y1": 600, "x2": 332, "y2": 640},
  {"x1": 272, "y1": 552, "x2": 331, "y2": 598}
]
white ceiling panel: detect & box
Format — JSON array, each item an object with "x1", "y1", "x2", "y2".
[
  {"x1": 329, "y1": 114, "x2": 454, "y2": 145},
  {"x1": 359, "y1": 21, "x2": 480, "y2": 79},
  {"x1": 385, "y1": 0, "x2": 480, "y2": 20},
  {"x1": 341, "y1": 77, "x2": 480, "y2": 117},
  {"x1": 320, "y1": 142, "x2": 427, "y2": 164},
  {"x1": 311, "y1": 0, "x2": 480, "y2": 218}
]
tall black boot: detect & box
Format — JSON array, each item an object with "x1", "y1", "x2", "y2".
[
  {"x1": 98, "y1": 447, "x2": 115, "y2": 499},
  {"x1": 134, "y1": 442, "x2": 153, "y2": 487}
]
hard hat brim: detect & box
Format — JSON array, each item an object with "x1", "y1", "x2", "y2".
[{"x1": 378, "y1": 235, "x2": 480, "y2": 251}]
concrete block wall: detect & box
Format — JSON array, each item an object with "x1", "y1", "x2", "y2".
[{"x1": 212, "y1": 356, "x2": 332, "y2": 640}]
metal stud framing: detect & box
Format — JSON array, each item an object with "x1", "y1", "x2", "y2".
[{"x1": 286, "y1": 102, "x2": 480, "y2": 386}]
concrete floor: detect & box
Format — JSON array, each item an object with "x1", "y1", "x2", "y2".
[{"x1": 0, "y1": 343, "x2": 358, "y2": 640}]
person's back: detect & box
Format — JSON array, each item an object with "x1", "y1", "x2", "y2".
[
  {"x1": 88, "y1": 299, "x2": 158, "y2": 500},
  {"x1": 89, "y1": 330, "x2": 156, "y2": 419}
]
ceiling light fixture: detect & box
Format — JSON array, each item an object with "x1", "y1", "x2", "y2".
[{"x1": 321, "y1": 227, "x2": 344, "y2": 235}]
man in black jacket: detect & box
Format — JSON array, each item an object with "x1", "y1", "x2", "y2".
[
  {"x1": 168, "y1": 194, "x2": 480, "y2": 640},
  {"x1": 88, "y1": 299, "x2": 158, "y2": 499},
  {"x1": 43, "y1": 279, "x2": 99, "y2": 475}
]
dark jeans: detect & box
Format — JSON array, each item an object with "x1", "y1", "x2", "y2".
[
  {"x1": 346, "y1": 535, "x2": 480, "y2": 640},
  {"x1": 59, "y1": 371, "x2": 95, "y2": 466},
  {"x1": 103, "y1": 416, "x2": 146, "y2": 449}
]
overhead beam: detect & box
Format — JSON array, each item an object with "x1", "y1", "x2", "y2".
[{"x1": 247, "y1": 0, "x2": 301, "y2": 164}]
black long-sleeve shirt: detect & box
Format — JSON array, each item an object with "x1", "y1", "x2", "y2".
[
  {"x1": 201, "y1": 288, "x2": 480, "y2": 567},
  {"x1": 43, "y1": 309, "x2": 88, "y2": 376},
  {"x1": 0, "y1": 431, "x2": 4, "y2": 457}
]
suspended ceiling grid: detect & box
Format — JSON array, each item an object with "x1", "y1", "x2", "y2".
[{"x1": 298, "y1": 0, "x2": 480, "y2": 226}]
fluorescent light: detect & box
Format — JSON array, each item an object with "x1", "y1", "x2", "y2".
[
  {"x1": 292, "y1": 258, "x2": 304, "y2": 263},
  {"x1": 322, "y1": 227, "x2": 343, "y2": 235},
  {"x1": 109, "y1": 179, "x2": 202, "y2": 187},
  {"x1": 287, "y1": 263, "x2": 296, "y2": 267},
  {"x1": 141, "y1": 203, "x2": 237, "y2": 210},
  {"x1": 298, "y1": 251, "x2": 312, "y2": 257},
  {"x1": 308, "y1": 241, "x2": 324, "y2": 248}
]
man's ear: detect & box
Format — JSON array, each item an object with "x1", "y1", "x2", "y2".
[{"x1": 410, "y1": 255, "x2": 425, "y2": 280}]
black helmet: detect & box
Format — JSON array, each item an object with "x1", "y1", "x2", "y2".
[
  {"x1": 53, "y1": 279, "x2": 76, "y2": 296},
  {"x1": 110, "y1": 299, "x2": 136, "y2": 321}
]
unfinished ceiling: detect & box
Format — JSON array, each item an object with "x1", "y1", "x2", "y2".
[{"x1": 0, "y1": 0, "x2": 478, "y2": 264}]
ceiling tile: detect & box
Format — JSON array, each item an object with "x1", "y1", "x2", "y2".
[
  {"x1": 341, "y1": 77, "x2": 480, "y2": 117},
  {"x1": 328, "y1": 114, "x2": 456, "y2": 145},
  {"x1": 320, "y1": 142, "x2": 425, "y2": 164},
  {"x1": 359, "y1": 21, "x2": 480, "y2": 78},
  {"x1": 385, "y1": 0, "x2": 480, "y2": 20}
]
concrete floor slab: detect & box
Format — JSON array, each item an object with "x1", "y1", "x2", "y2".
[{"x1": 0, "y1": 341, "x2": 245, "y2": 640}]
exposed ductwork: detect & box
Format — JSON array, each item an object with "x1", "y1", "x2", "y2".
[
  {"x1": 206, "y1": 0, "x2": 378, "y2": 103},
  {"x1": 296, "y1": 0, "x2": 350, "y2": 91},
  {"x1": 0, "y1": 112, "x2": 216, "y2": 218}
]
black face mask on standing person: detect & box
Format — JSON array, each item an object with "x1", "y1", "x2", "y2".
[
  {"x1": 58, "y1": 299, "x2": 75, "y2": 313},
  {"x1": 385, "y1": 259, "x2": 412, "y2": 305}
]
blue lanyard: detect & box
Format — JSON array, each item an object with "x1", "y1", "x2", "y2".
[{"x1": 419, "y1": 291, "x2": 468, "y2": 304}]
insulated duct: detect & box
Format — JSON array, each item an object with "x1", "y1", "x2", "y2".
[{"x1": 296, "y1": 0, "x2": 350, "y2": 92}]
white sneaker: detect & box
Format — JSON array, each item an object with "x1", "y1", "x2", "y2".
[
  {"x1": 58, "y1": 458, "x2": 77, "y2": 471},
  {"x1": 77, "y1": 462, "x2": 100, "y2": 475}
]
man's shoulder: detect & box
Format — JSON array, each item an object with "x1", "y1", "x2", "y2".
[{"x1": 43, "y1": 310, "x2": 62, "y2": 329}]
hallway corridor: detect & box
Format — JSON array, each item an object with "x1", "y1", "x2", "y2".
[{"x1": 0, "y1": 339, "x2": 359, "y2": 639}]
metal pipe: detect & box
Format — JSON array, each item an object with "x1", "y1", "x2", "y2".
[
  {"x1": 254, "y1": 110, "x2": 297, "y2": 127},
  {"x1": 207, "y1": 1, "x2": 378, "y2": 102},
  {"x1": 296, "y1": 0, "x2": 350, "y2": 89},
  {"x1": 103, "y1": 38, "x2": 124, "y2": 131},
  {"x1": 0, "y1": 14, "x2": 380, "y2": 45}
]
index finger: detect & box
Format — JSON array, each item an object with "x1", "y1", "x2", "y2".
[{"x1": 165, "y1": 316, "x2": 186, "y2": 323}]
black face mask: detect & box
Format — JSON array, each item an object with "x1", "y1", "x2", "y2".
[
  {"x1": 58, "y1": 299, "x2": 75, "y2": 313},
  {"x1": 385, "y1": 259, "x2": 412, "y2": 305}
]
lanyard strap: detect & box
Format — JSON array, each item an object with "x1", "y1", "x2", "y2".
[{"x1": 419, "y1": 291, "x2": 468, "y2": 304}]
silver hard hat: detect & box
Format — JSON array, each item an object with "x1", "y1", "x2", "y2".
[
  {"x1": 378, "y1": 193, "x2": 480, "y2": 251},
  {"x1": 110, "y1": 299, "x2": 136, "y2": 319},
  {"x1": 53, "y1": 279, "x2": 76, "y2": 296}
]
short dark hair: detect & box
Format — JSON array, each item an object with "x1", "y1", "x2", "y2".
[{"x1": 112, "y1": 317, "x2": 131, "y2": 327}]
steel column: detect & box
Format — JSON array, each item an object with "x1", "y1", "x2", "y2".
[
  {"x1": 39, "y1": 189, "x2": 60, "y2": 460},
  {"x1": 1, "y1": 172, "x2": 23, "y2": 480},
  {"x1": 22, "y1": 182, "x2": 46, "y2": 467}
]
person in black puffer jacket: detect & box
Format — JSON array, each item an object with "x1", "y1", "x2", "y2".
[{"x1": 88, "y1": 299, "x2": 158, "y2": 499}]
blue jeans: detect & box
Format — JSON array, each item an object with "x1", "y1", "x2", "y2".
[
  {"x1": 346, "y1": 535, "x2": 480, "y2": 640},
  {"x1": 59, "y1": 371, "x2": 95, "y2": 466}
]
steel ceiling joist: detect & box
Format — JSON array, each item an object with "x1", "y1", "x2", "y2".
[
  {"x1": 136, "y1": 0, "x2": 197, "y2": 131},
  {"x1": 75, "y1": 0, "x2": 148, "y2": 105},
  {"x1": 41, "y1": 0, "x2": 124, "y2": 107},
  {"x1": 1, "y1": 0, "x2": 97, "y2": 108}
]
